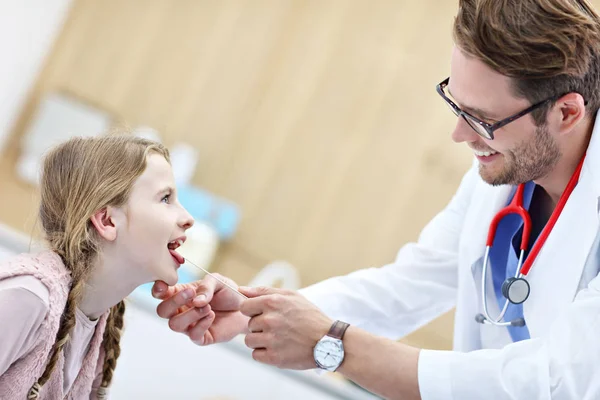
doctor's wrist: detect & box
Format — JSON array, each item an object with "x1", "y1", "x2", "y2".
[
  {"x1": 311, "y1": 318, "x2": 335, "y2": 343},
  {"x1": 336, "y1": 326, "x2": 421, "y2": 400}
]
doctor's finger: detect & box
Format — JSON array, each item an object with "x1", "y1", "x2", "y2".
[
  {"x1": 244, "y1": 332, "x2": 272, "y2": 350},
  {"x1": 190, "y1": 277, "x2": 222, "y2": 308},
  {"x1": 248, "y1": 314, "x2": 279, "y2": 333},
  {"x1": 151, "y1": 280, "x2": 173, "y2": 299},
  {"x1": 251, "y1": 349, "x2": 279, "y2": 366},
  {"x1": 187, "y1": 311, "x2": 216, "y2": 343},
  {"x1": 152, "y1": 280, "x2": 202, "y2": 300},
  {"x1": 247, "y1": 315, "x2": 262, "y2": 333},
  {"x1": 168, "y1": 305, "x2": 212, "y2": 333},
  {"x1": 240, "y1": 297, "x2": 269, "y2": 318},
  {"x1": 156, "y1": 288, "x2": 198, "y2": 318}
]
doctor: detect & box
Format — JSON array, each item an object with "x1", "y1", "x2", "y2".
[{"x1": 152, "y1": 0, "x2": 600, "y2": 398}]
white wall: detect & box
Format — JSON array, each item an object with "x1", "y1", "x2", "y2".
[{"x1": 0, "y1": 0, "x2": 73, "y2": 154}]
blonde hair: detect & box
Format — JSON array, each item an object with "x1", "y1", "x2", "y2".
[
  {"x1": 28, "y1": 135, "x2": 169, "y2": 398},
  {"x1": 453, "y1": 0, "x2": 600, "y2": 124}
]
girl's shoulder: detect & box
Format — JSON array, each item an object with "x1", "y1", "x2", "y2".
[
  {"x1": 0, "y1": 275, "x2": 50, "y2": 376},
  {"x1": 0, "y1": 250, "x2": 66, "y2": 275},
  {"x1": 0, "y1": 274, "x2": 49, "y2": 306},
  {"x1": 0, "y1": 273, "x2": 50, "y2": 336},
  {"x1": 0, "y1": 251, "x2": 71, "y2": 297}
]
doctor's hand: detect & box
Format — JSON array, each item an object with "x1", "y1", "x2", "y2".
[
  {"x1": 152, "y1": 276, "x2": 249, "y2": 345},
  {"x1": 239, "y1": 286, "x2": 333, "y2": 370}
]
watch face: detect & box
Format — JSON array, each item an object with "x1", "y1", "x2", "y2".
[{"x1": 314, "y1": 339, "x2": 343, "y2": 369}]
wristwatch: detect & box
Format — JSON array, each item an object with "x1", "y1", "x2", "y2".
[{"x1": 313, "y1": 320, "x2": 350, "y2": 372}]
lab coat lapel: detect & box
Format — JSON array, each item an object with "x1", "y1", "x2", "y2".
[
  {"x1": 465, "y1": 182, "x2": 514, "y2": 270},
  {"x1": 463, "y1": 181, "x2": 515, "y2": 348},
  {"x1": 524, "y1": 144, "x2": 600, "y2": 335}
]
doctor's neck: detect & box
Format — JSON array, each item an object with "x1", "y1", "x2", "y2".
[{"x1": 533, "y1": 116, "x2": 595, "y2": 207}]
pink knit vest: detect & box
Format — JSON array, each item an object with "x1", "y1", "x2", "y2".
[{"x1": 0, "y1": 251, "x2": 109, "y2": 399}]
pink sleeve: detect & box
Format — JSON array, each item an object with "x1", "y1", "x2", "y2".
[{"x1": 0, "y1": 276, "x2": 49, "y2": 376}]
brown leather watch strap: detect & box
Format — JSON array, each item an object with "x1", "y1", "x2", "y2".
[{"x1": 327, "y1": 320, "x2": 350, "y2": 339}]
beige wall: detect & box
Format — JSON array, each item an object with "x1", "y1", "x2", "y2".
[{"x1": 0, "y1": 0, "x2": 484, "y2": 349}]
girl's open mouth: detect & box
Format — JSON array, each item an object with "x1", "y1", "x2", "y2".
[{"x1": 167, "y1": 238, "x2": 185, "y2": 264}]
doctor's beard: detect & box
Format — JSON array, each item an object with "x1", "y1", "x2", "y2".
[{"x1": 479, "y1": 123, "x2": 561, "y2": 186}]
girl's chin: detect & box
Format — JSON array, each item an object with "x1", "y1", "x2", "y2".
[
  {"x1": 147, "y1": 271, "x2": 179, "y2": 288},
  {"x1": 159, "y1": 272, "x2": 179, "y2": 287}
]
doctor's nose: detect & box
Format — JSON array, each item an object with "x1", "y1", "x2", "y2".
[{"x1": 451, "y1": 116, "x2": 480, "y2": 144}]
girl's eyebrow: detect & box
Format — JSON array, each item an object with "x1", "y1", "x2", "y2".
[{"x1": 157, "y1": 186, "x2": 175, "y2": 196}]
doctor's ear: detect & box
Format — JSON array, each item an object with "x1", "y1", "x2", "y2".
[
  {"x1": 553, "y1": 92, "x2": 587, "y2": 135},
  {"x1": 90, "y1": 207, "x2": 118, "y2": 241}
]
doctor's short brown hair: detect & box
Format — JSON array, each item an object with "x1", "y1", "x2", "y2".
[{"x1": 453, "y1": 0, "x2": 600, "y2": 125}]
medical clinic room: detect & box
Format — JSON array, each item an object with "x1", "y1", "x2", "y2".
[{"x1": 3, "y1": 1, "x2": 600, "y2": 399}]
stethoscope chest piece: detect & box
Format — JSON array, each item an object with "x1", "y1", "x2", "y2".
[{"x1": 501, "y1": 277, "x2": 530, "y2": 304}]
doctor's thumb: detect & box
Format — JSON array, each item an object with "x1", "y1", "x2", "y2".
[
  {"x1": 151, "y1": 280, "x2": 170, "y2": 299},
  {"x1": 238, "y1": 286, "x2": 278, "y2": 298}
]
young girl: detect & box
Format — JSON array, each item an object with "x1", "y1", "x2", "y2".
[{"x1": 0, "y1": 135, "x2": 196, "y2": 399}]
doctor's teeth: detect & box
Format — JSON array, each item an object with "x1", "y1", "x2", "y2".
[{"x1": 474, "y1": 150, "x2": 498, "y2": 157}]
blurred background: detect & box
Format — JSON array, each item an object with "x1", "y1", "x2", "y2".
[{"x1": 0, "y1": 0, "x2": 483, "y2": 398}]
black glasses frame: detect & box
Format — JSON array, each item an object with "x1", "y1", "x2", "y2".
[{"x1": 436, "y1": 77, "x2": 566, "y2": 140}]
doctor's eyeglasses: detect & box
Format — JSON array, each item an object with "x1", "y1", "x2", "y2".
[{"x1": 436, "y1": 77, "x2": 560, "y2": 140}]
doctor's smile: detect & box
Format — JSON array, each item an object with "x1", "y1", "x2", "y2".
[{"x1": 470, "y1": 146, "x2": 500, "y2": 163}]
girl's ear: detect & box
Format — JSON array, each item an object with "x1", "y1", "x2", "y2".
[{"x1": 90, "y1": 207, "x2": 117, "y2": 241}]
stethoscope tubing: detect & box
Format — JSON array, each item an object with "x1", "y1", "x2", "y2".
[{"x1": 479, "y1": 246, "x2": 526, "y2": 326}]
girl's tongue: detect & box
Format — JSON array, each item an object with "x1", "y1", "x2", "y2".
[{"x1": 169, "y1": 249, "x2": 185, "y2": 264}]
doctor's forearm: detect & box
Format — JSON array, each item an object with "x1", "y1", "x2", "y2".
[{"x1": 337, "y1": 326, "x2": 422, "y2": 400}]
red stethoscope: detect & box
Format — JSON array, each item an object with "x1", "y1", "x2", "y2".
[{"x1": 476, "y1": 155, "x2": 586, "y2": 327}]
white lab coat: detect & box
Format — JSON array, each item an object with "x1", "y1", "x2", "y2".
[{"x1": 299, "y1": 113, "x2": 600, "y2": 400}]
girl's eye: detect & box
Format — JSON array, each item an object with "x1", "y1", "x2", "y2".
[{"x1": 161, "y1": 194, "x2": 171, "y2": 204}]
